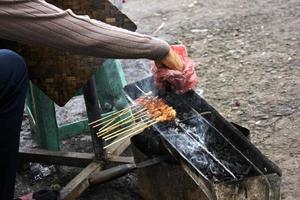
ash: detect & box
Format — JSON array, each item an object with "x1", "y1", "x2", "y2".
[{"x1": 160, "y1": 115, "x2": 255, "y2": 183}]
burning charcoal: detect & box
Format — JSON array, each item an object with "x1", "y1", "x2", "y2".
[
  {"x1": 191, "y1": 126, "x2": 197, "y2": 132},
  {"x1": 212, "y1": 176, "x2": 220, "y2": 183},
  {"x1": 185, "y1": 129, "x2": 195, "y2": 137},
  {"x1": 209, "y1": 164, "x2": 222, "y2": 177},
  {"x1": 243, "y1": 166, "x2": 253, "y2": 175},
  {"x1": 166, "y1": 127, "x2": 179, "y2": 135},
  {"x1": 190, "y1": 151, "x2": 209, "y2": 169},
  {"x1": 183, "y1": 114, "x2": 201, "y2": 125},
  {"x1": 181, "y1": 112, "x2": 191, "y2": 120}
]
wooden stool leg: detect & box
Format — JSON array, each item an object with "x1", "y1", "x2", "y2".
[
  {"x1": 94, "y1": 59, "x2": 132, "y2": 155},
  {"x1": 27, "y1": 82, "x2": 60, "y2": 150},
  {"x1": 95, "y1": 59, "x2": 128, "y2": 112}
]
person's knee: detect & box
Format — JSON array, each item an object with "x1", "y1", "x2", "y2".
[{"x1": 0, "y1": 49, "x2": 27, "y2": 83}]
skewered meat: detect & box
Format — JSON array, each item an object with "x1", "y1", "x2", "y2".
[{"x1": 136, "y1": 95, "x2": 176, "y2": 122}]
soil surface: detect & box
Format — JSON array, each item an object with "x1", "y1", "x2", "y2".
[
  {"x1": 124, "y1": 0, "x2": 300, "y2": 199},
  {"x1": 16, "y1": 0, "x2": 299, "y2": 199}
]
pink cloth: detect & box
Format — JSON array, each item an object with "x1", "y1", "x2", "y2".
[
  {"x1": 18, "y1": 192, "x2": 33, "y2": 200},
  {"x1": 152, "y1": 45, "x2": 197, "y2": 93}
]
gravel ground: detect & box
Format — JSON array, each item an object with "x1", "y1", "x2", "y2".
[{"x1": 16, "y1": 0, "x2": 299, "y2": 199}]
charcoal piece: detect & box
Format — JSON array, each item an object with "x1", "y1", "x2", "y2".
[{"x1": 156, "y1": 109, "x2": 258, "y2": 182}]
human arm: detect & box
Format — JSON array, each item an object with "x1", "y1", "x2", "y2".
[{"x1": 0, "y1": 0, "x2": 181, "y2": 65}]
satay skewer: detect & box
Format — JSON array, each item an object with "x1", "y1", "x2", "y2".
[
  {"x1": 92, "y1": 105, "x2": 143, "y2": 128},
  {"x1": 97, "y1": 109, "x2": 148, "y2": 134},
  {"x1": 96, "y1": 115, "x2": 145, "y2": 137},
  {"x1": 96, "y1": 114, "x2": 149, "y2": 137},
  {"x1": 100, "y1": 121, "x2": 146, "y2": 138},
  {"x1": 98, "y1": 107, "x2": 147, "y2": 132},
  {"x1": 93, "y1": 94, "x2": 177, "y2": 150},
  {"x1": 88, "y1": 104, "x2": 137, "y2": 126},
  {"x1": 102, "y1": 96, "x2": 176, "y2": 138},
  {"x1": 91, "y1": 95, "x2": 161, "y2": 128},
  {"x1": 99, "y1": 109, "x2": 148, "y2": 133},
  {"x1": 96, "y1": 112, "x2": 151, "y2": 137},
  {"x1": 104, "y1": 119, "x2": 158, "y2": 149},
  {"x1": 92, "y1": 109, "x2": 128, "y2": 129},
  {"x1": 103, "y1": 118, "x2": 153, "y2": 141},
  {"x1": 90, "y1": 94, "x2": 160, "y2": 127}
]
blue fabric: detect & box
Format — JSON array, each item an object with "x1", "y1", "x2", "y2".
[{"x1": 0, "y1": 49, "x2": 28, "y2": 200}]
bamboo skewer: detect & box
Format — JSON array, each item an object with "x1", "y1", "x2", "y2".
[
  {"x1": 96, "y1": 114, "x2": 149, "y2": 137},
  {"x1": 88, "y1": 100, "x2": 147, "y2": 127},
  {"x1": 104, "y1": 118, "x2": 153, "y2": 141},
  {"x1": 104, "y1": 123, "x2": 146, "y2": 141},
  {"x1": 98, "y1": 108, "x2": 148, "y2": 134},
  {"x1": 98, "y1": 107, "x2": 146, "y2": 132},
  {"x1": 92, "y1": 109, "x2": 128, "y2": 129},
  {"x1": 92, "y1": 105, "x2": 143, "y2": 128},
  {"x1": 88, "y1": 108, "x2": 125, "y2": 126},
  {"x1": 88, "y1": 105, "x2": 135, "y2": 126},
  {"x1": 98, "y1": 113, "x2": 151, "y2": 138},
  {"x1": 91, "y1": 93, "x2": 176, "y2": 151},
  {"x1": 104, "y1": 120, "x2": 158, "y2": 149},
  {"x1": 101, "y1": 121, "x2": 146, "y2": 139}
]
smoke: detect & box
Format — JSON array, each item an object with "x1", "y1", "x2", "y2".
[
  {"x1": 123, "y1": 77, "x2": 255, "y2": 183},
  {"x1": 160, "y1": 114, "x2": 252, "y2": 182},
  {"x1": 162, "y1": 117, "x2": 223, "y2": 180}
]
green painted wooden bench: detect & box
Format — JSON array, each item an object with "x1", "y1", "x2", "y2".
[{"x1": 25, "y1": 59, "x2": 128, "y2": 150}]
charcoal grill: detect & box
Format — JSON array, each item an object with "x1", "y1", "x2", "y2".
[{"x1": 124, "y1": 77, "x2": 281, "y2": 200}]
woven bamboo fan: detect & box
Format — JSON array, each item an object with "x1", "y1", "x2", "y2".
[{"x1": 3, "y1": 0, "x2": 137, "y2": 106}]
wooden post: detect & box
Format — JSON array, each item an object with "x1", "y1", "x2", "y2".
[
  {"x1": 19, "y1": 148, "x2": 94, "y2": 168},
  {"x1": 83, "y1": 76, "x2": 105, "y2": 159}
]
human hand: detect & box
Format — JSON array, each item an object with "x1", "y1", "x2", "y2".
[
  {"x1": 151, "y1": 45, "x2": 197, "y2": 93},
  {"x1": 155, "y1": 48, "x2": 185, "y2": 72}
]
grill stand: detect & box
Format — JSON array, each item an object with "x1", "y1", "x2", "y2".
[
  {"x1": 19, "y1": 76, "x2": 134, "y2": 200},
  {"x1": 123, "y1": 77, "x2": 281, "y2": 200},
  {"x1": 58, "y1": 76, "x2": 104, "y2": 200},
  {"x1": 131, "y1": 138, "x2": 281, "y2": 200}
]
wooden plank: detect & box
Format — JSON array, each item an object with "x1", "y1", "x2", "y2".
[
  {"x1": 89, "y1": 163, "x2": 136, "y2": 186},
  {"x1": 19, "y1": 148, "x2": 94, "y2": 167},
  {"x1": 59, "y1": 162, "x2": 102, "y2": 200},
  {"x1": 107, "y1": 155, "x2": 134, "y2": 164},
  {"x1": 83, "y1": 76, "x2": 105, "y2": 158},
  {"x1": 106, "y1": 137, "x2": 131, "y2": 156}
]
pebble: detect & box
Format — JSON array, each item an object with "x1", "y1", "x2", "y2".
[{"x1": 191, "y1": 29, "x2": 208, "y2": 33}]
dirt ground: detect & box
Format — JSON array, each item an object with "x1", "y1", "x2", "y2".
[
  {"x1": 16, "y1": 0, "x2": 299, "y2": 199},
  {"x1": 124, "y1": 0, "x2": 300, "y2": 199}
]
